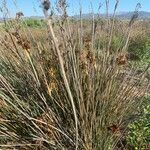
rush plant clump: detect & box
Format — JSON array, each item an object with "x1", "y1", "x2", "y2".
[{"x1": 0, "y1": 0, "x2": 149, "y2": 149}]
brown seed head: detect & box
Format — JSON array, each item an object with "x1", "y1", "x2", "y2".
[
  {"x1": 116, "y1": 54, "x2": 127, "y2": 65},
  {"x1": 16, "y1": 12, "x2": 24, "y2": 19}
]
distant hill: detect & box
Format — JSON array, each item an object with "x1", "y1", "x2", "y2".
[
  {"x1": 72, "y1": 11, "x2": 150, "y2": 20},
  {"x1": 0, "y1": 11, "x2": 150, "y2": 21},
  {"x1": 116, "y1": 11, "x2": 150, "y2": 19}
]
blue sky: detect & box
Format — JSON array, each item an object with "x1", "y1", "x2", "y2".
[{"x1": 0, "y1": 0, "x2": 150, "y2": 17}]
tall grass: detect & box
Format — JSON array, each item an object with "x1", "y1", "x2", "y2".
[{"x1": 0, "y1": 0, "x2": 149, "y2": 149}]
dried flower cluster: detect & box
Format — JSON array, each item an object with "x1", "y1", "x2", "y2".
[
  {"x1": 116, "y1": 54, "x2": 127, "y2": 65},
  {"x1": 80, "y1": 50, "x2": 96, "y2": 73},
  {"x1": 42, "y1": 0, "x2": 50, "y2": 11},
  {"x1": 42, "y1": 0, "x2": 50, "y2": 17},
  {"x1": 11, "y1": 31, "x2": 31, "y2": 51},
  {"x1": 16, "y1": 12, "x2": 24, "y2": 20}
]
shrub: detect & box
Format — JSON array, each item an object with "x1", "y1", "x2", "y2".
[
  {"x1": 127, "y1": 96, "x2": 150, "y2": 150},
  {"x1": 128, "y1": 35, "x2": 150, "y2": 65},
  {"x1": 23, "y1": 19, "x2": 46, "y2": 28}
]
